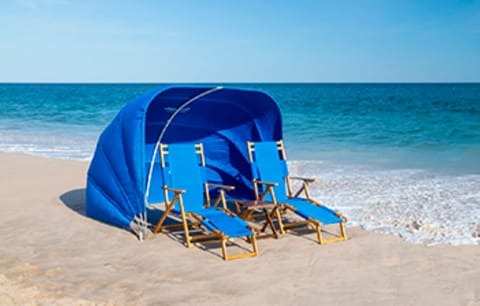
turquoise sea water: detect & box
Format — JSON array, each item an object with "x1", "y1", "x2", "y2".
[{"x1": 1, "y1": 83, "x2": 479, "y2": 245}]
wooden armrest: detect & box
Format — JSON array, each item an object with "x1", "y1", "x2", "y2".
[
  {"x1": 255, "y1": 180, "x2": 278, "y2": 187},
  {"x1": 289, "y1": 176, "x2": 316, "y2": 183},
  {"x1": 207, "y1": 183, "x2": 235, "y2": 191},
  {"x1": 162, "y1": 186, "x2": 186, "y2": 193}
]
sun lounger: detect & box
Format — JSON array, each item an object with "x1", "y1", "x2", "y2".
[
  {"x1": 152, "y1": 143, "x2": 258, "y2": 260},
  {"x1": 247, "y1": 140, "x2": 347, "y2": 244}
]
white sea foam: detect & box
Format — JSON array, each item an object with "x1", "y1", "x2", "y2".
[
  {"x1": 288, "y1": 160, "x2": 480, "y2": 245},
  {"x1": 1, "y1": 129, "x2": 478, "y2": 246},
  {"x1": 0, "y1": 130, "x2": 96, "y2": 160}
]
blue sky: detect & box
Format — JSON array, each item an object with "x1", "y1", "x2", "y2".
[{"x1": 1, "y1": 0, "x2": 479, "y2": 82}]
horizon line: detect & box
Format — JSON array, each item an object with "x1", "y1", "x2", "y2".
[{"x1": 1, "y1": 81, "x2": 479, "y2": 85}]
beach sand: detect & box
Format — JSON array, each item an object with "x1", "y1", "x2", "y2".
[{"x1": 0, "y1": 152, "x2": 478, "y2": 306}]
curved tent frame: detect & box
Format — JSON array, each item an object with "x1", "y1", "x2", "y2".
[
  {"x1": 145, "y1": 86, "x2": 223, "y2": 206},
  {"x1": 86, "y1": 85, "x2": 283, "y2": 238}
]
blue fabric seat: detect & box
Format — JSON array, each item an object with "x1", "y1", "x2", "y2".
[
  {"x1": 248, "y1": 141, "x2": 348, "y2": 244},
  {"x1": 198, "y1": 209, "x2": 253, "y2": 238},
  {"x1": 153, "y1": 143, "x2": 258, "y2": 260},
  {"x1": 286, "y1": 199, "x2": 343, "y2": 225}
]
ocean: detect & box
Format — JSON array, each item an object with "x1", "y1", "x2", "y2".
[{"x1": 1, "y1": 83, "x2": 479, "y2": 245}]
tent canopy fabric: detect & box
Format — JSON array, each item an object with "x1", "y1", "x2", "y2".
[{"x1": 86, "y1": 86, "x2": 283, "y2": 230}]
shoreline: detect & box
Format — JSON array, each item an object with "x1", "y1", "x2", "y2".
[
  {"x1": 0, "y1": 152, "x2": 479, "y2": 305},
  {"x1": 3, "y1": 150, "x2": 479, "y2": 246}
]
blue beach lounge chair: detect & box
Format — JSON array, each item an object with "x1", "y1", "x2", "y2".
[
  {"x1": 247, "y1": 140, "x2": 347, "y2": 244},
  {"x1": 152, "y1": 143, "x2": 258, "y2": 260}
]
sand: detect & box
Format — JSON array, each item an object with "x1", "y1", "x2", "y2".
[{"x1": 0, "y1": 152, "x2": 479, "y2": 306}]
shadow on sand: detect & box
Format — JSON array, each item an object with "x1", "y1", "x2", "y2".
[{"x1": 59, "y1": 188, "x2": 86, "y2": 216}]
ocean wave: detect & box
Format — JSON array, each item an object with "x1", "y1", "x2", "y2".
[
  {"x1": 1, "y1": 139, "x2": 478, "y2": 245},
  {"x1": 288, "y1": 160, "x2": 480, "y2": 246},
  {"x1": 0, "y1": 131, "x2": 96, "y2": 161}
]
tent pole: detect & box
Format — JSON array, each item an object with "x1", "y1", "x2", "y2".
[{"x1": 142, "y1": 86, "x2": 223, "y2": 238}]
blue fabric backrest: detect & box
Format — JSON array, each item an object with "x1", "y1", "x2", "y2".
[
  {"x1": 164, "y1": 143, "x2": 206, "y2": 212},
  {"x1": 146, "y1": 87, "x2": 283, "y2": 200},
  {"x1": 252, "y1": 141, "x2": 289, "y2": 202}
]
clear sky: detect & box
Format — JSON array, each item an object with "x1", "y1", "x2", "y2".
[{"x1": 1, "y1": 0, "x2": 479, "y2": 82}]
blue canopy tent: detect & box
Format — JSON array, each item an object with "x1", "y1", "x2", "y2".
[{"x1": 86, "y1": 86, "x2": 283, "y2": 237}]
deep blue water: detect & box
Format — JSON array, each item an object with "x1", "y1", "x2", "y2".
[
  {"x1": 253, "y1": 83, "x2": 480, "y2": 173},
  {"x1": 1, "y1": 83, "x2": 479, "y2": 245},
  {"x1": 0, "y1": 83, "x2": 479, "y2": 173}
]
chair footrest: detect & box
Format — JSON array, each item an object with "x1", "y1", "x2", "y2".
[
  {"x1": 288, "y1": 200, "x2": 343, "y2": 225},
  {"x1": 196, "y1": 209, "x2": 253, "y2": 238}
]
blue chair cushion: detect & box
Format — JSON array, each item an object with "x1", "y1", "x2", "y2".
[
  {"x1": 286, "y1": 198, "x2": 343, "y2": 225},
  {"x1": 194, "y1": 207, "x2": 253, "y2": 238}
]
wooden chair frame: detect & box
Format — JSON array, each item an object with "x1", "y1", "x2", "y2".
[
  {"x1": 152, "y1": 143, "x2": 258, "y2": 260},
  {"x1": 247, "y1": 140, "x2": 348, "y2": 244}
]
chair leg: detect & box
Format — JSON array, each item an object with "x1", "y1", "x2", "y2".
[
  {"x1": 340, "y1": 222, "x2": 347, "y2": 240},
  {"x1": 274, "y1": 207, "x2": 285, "y2": 234},
  {"x1": 221, "y1": 234, "x2": 259, "y2": 261},
  {"x1": 182, "y1": 219, "x2": 193, "y2": 248},
  {"x1": 221, "y1": 237, "x2": 228, "y2": 260},
  {"x1": 152, "y1": 201, "x2": 175, "y2": 233},
  {"x1": 319, "y1": 222, "x2": 348, "y2": 244},
  {"x1": 316, "y1": 223, "x2": 325, "y2": 245},
  {"x1": 251, "y1": 235, "x2": 258, "y2": 256}
]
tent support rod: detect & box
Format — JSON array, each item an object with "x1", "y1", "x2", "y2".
[
  {"x1": 141, "y1": 86, "x2": 224, "y2": 234},
  {"x1": 156, "y1": 86, "x2": 224, "y2": 145}
]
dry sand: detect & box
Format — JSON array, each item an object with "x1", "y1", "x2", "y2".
[{"x1": 0, "y1": 152, "x2": 479, "y2": 305}]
